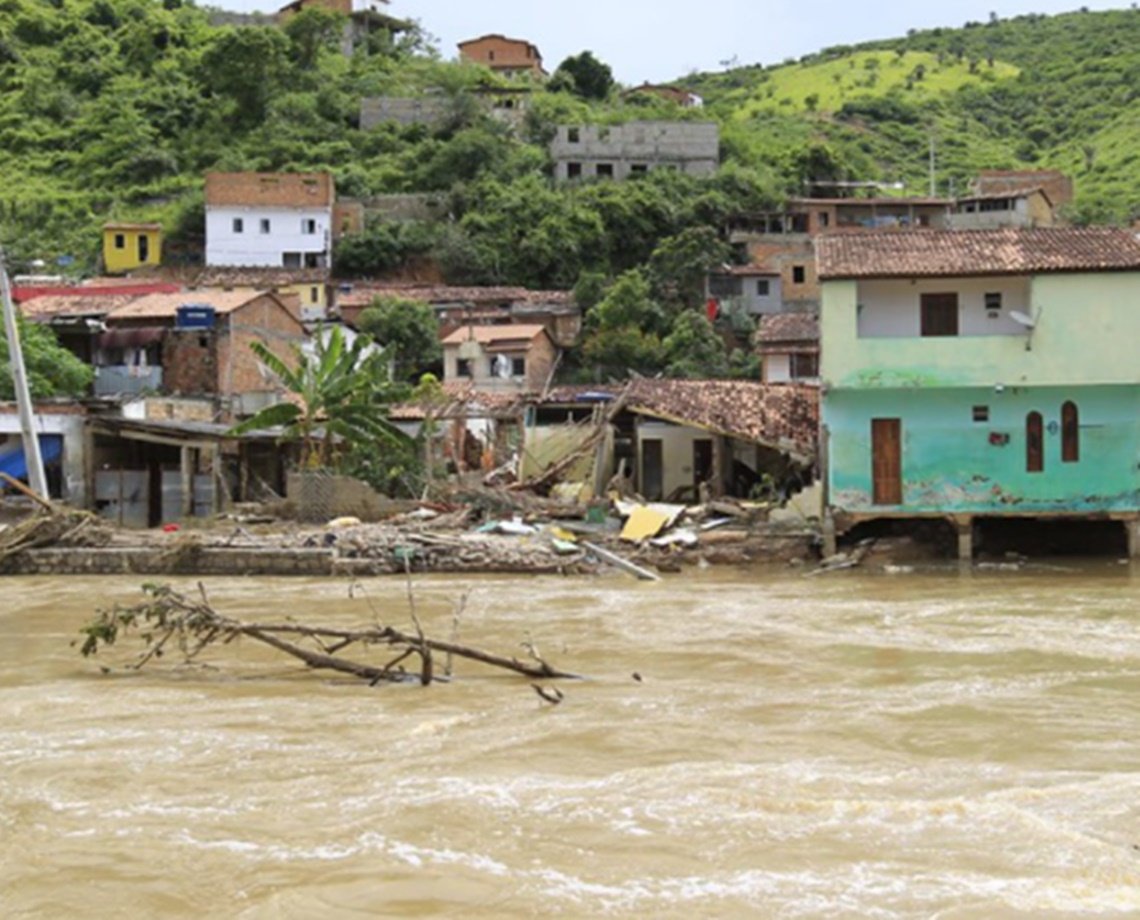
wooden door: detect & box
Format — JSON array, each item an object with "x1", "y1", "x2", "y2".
[
  {"x1": 871, "y1": 418, "x2": 902, "y2": 505},
  {"x1": 1026, "y1": 411, "x2": 1044, "y2": 473},
  {"x1": 920, "y1": 293, "x2": 959, "y2": 337}
]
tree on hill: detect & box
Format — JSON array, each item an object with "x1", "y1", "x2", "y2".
[
  {"x1": 552, "y1": 51, "x2": 615, "y2": 101},
  {"x1": 356, "y1": 295, "x2": 442, "y2": 381},
  {"x1": 662, "y1": 310, "x2": 729, "y2": 379}
]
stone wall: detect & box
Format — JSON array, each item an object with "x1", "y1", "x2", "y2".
[{"x1": 1, "y1": 547, "x2": 336, "y2": 576}]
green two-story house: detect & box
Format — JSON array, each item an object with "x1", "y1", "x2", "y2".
[{"x1": 817, "y1": 227, "x2": 1140, "y2": 558}]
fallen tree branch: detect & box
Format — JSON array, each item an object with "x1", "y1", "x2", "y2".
[{"x1": 77, "y1": 584, "x2": 581, "y2": 684}]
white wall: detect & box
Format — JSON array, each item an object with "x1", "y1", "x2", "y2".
[
  {"x1": 206, "y1": 206, "x2": 332, "y2": 268},
  {"x1": 857, "y1": 277, "x2": 1030, "y2": 338},
  {"x1": 766, "y1": 354, "x2": 792, "y2": 383}
]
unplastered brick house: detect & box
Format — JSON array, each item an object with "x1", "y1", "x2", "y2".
[{"x1": 205, "y1": 172, "x2": 335, "y2": 270}]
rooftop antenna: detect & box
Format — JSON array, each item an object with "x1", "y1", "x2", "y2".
[{"x1": 0, "y1": 247, "x2": 48, "y2": 500}]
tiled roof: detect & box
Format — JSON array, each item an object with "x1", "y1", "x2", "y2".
[
  {"x1": 817, "y1": 228, "x2": 1140, "y2": 280},
  {"x1": 102, "y1": 222, "x2": 162, "y2": 231},
  {"x1": 457, "y1": 33, "x2": 542, "y2": 62},
  {"x1": 105, "y1": 288, "x2": 271, "y2": 321},
  {"x1": 192, "y1": 267, "x2": 330, "y2": 287},
  {"x1": 20, "y1": 293, "x2": 140, "y2": 321},
  {"x1": 390, "y1": 382, "x2": 528, "y2": 421},
  {"x1": 337, "y1": 284, "x2": 571, "y2": 310},
  {"x1": 440, "y1": 324, "x2": 550, "y2": 347},
  {"x1": 756, "y1": 313, "x2": 820, "y2": 344},
  {"x1": 204, "y1": 172, "x2": 334, "y2": 209},
  {"x1": 543, "y1": 379, "x2": 819, "y2": 457}
]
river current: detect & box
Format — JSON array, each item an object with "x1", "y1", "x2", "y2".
[{"x1": 3, "y1": 565, "x2": 1140, "y2": 918}]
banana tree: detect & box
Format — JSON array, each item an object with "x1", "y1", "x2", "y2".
[{"x1": 228, "y1": 326, "x2": 410, "y2": 470}]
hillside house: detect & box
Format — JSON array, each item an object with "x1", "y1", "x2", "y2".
[
  {"x1": 276, "y1": 0, "x2": 410, "y2": 54},
  {"x1": 205, "y1": 172, "x2": 335, "y2": 270},
  {"x1": 551, "y1": 121, "x2": 719, "y2": 182},
  {"x1": 337, "y1": 284, "x2": 581, "y2": 348},
  {"x1": 96, "y1": 289, "x2": 304, "y2": 415},
  {"x1": 529, "y1": 380, "x2": 818, "y2": 503},
  {"x1": 972, "y1": 169, "x2": 1074, "y2": 210},
  {"x1": 102, "y1": 223, "x2": 163, "y2": 274},
  {"x1": 950, "y1": 188, "x2": 1056, "y2": 229},
  {"x1": 816, "y1": 227, "x2": 1140, "y2": 558},
  {"x1": 441, "y1": 324, "x2": 557, "y2": 392},
  {"x1": 706, "y1": 266, "x2": 784, "y2": 317},
  {"x1": 458, "y1": 34, "x2": 545, "y2": 78},
  {"x1": 756, "y1": 314, "x2": 820, "y2": 384}
]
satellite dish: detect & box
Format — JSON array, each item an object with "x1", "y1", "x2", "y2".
[{"x1": 1010, "y1": 310, "x2": 1036, "y2": 329}]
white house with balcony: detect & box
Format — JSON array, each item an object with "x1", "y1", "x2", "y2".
[{"x1": 205, "y1": 172, "x2": 335, "y2": 270}]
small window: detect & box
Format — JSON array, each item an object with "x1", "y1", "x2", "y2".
[
  {"x1": 310, "y1": 287, "x2": 319, "y2": 303},
  {"x1": 1062, "y1": 401, "x2": 1079, "y2": 463},
  {"x1": 984, "y1": 292, "x2": 1002, "y2": 312},
  {"x1": 790, "y1": 214, "x2": 809, "y2": 233},
  {"x1": 818, "y1": 211, "x2": 830, "y2": 228},
  {"x1": 260, "y1": 218, "x2": 271, "y2": 234},
  {"x1": 1027, "y1": 411, "x2": 1044, "y2": 473},
  {"x1": 756, "y1": 279, "x2": 770, "y2": 297},
  {"x1": 456, "y1": 358, "x2": 473, "y2": 378},
  {"x1": 301, "y1": 219, "x2": 317, "y2": 235},
  {"x1": 512, "y1": 357, "x2": 526, "y2": 376},
  {"x1": 488, "y1": 50, "x2": 495, "y2": 61},
  {"x1": 790, "y1": 353, "x2": 819, "y2": 379},
  {"x1": 198, "y1": 335, "x2": 209, "y2": 349},
  {"x1": 972, "y1": 406, "x2": 989, "y2": 422},
  {"x1": 921, "y1": 293, "x2": 959, "y2": 337},
  {"x1": 567, "y1": 162, "x2": 582, "y2": 179},
  {"x1": 792, "y1": 265, "x2": 806, "y2": 284},
  {"x1": 232, "y1": 218, "x2": 244, "y2": 234},
  {"x1": 567, "y1": 127, "x2": 580, "y2": 143},
  {"x1": 282, "y1": 252, "x2": 301, "y2": 268},
  {"x1": 113, "y1": 233, "x2": 126, "y2": 249},
  {"x1": 596, "y1": 163, "x2": 614, "y2": 179},
  {"x1": 630, "y1": 164, "x2": 648, "y2": 175}
]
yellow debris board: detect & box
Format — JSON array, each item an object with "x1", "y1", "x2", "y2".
[{"x1": 620, "y1": 505, "x2": 672, "y2": 542}]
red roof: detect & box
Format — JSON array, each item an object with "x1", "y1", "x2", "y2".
[{"x1": 817, "y1": 228, "x2": 1140, "y2": 280}]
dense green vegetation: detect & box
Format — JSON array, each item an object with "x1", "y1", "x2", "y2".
[
  {"x1": 0, "y1": 1, "x2": 1136, "y2": 317},
  {"x1": 692, "y1": 7, "x2": 1140, "y2": 221}
]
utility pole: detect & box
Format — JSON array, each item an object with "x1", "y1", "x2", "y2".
[{"x1": 0, "y1": 247, "x2": 48, "y2": 500}]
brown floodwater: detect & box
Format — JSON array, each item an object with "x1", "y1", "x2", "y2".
[{"x1": 4, "y1": 563, "x2": 1140, "y2": 918}]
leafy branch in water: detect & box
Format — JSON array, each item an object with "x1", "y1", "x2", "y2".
[{"x1": 77, "y1": 583, "x2": 581, "y2": 687}]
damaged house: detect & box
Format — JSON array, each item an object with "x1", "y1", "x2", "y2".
[
  {"x1": 527, "y1": 379, "x2": 818, "y2": 503},
  {"x1": 817, "y1": 227, "x2": 1140, "y2": 558}
]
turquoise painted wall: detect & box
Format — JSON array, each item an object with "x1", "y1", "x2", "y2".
[
  {"x1": 821, "y1": 272, "x2": 1140, "y2": 389},
  {"x1": 825, "y1": 385, "x2": 1140, "y2": 513}
]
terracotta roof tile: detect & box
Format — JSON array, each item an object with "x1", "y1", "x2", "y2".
[
  {"x1": 20, "y1": 293, "x2": 140, "y2": 320},
  {"x1": 337, "y1": 283, "x2": 571, "y2": 310},
  {"x1": 756, "y1": 313, "x2": 820, "y2": 344},
  {"x1": 205, "y1": 172, "x2": 334, "y2": 209},
  {"x1": 817, "y1": 228, "x2": 1140, "y2": 280},
  {"x1": 543, "y1": 379, "x2": 819, "y2": 457},
  {"x1": 106, "y1": 288, "x2": 271, "y2": 321}
]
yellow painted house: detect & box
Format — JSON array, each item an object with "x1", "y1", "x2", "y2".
[{"x1": 102, "y1": 222, "x2": 162, "y2": 274}]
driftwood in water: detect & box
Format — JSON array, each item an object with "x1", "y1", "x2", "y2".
[{"x1": 77, "y1": 584, "x2": 581, "y2": 686}]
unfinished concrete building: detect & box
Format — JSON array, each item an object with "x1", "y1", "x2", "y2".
[{"x1": 550, "y1": 121, "x2": 719, "y2": 182}]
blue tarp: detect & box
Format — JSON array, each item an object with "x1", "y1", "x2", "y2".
[{"x1": 0, "y1": 435, "x2": 63, "y2": 480}]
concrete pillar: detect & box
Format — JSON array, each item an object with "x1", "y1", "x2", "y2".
[
  {"x1": 180, "y1": 446, "x2": 194, "y2": 518},
  {"x1": 956, "y1": 516, "x2": 974, "y2": 562},
  {"x1": 1126, "y1": 519, "x2": 1140, "y2": 559},
  {"x1": 822, "y1": 513, "x2": 838, "y2": 558}
]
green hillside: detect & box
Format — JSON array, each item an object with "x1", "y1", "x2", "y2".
[
  {"x1": 0, "y1": 0, "x2": 1137, "y2": 283},
  {"x1": 691, "y1": 7, "x2": 1140, "y2": 218}
]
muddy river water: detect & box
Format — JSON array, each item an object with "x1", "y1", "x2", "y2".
[{"x1": 4, "y1": 565, "x2": 1140, "y2": 918}]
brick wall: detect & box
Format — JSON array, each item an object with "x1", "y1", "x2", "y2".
[
  {"x1": 747, "y1": 239, "x2": 819, "y2": 310},
  {"x1": 217, "y1": 294, "x2": 306, "y2": 398}
]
